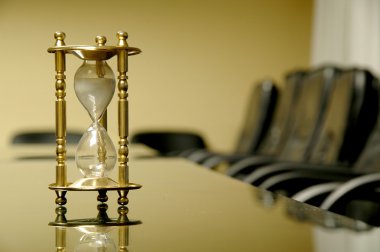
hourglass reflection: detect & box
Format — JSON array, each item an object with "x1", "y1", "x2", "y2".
[
  {"x1": 50, "y1": 204, "x2": 141, "y2": 252},
  {"x1": 48, "y1": 31, "x2": 141, "y2": 205}
]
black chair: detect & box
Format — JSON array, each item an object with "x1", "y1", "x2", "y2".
[
  {"x1": 131, "y1": 79, "x2": 279, "y2": 159},
  {"x1": 196, "y1": 71, "x2": 305, "y2": 169},
  {"x1": 255, "y1": 70, "x2": 306, "y2": 156},
  {"x1": 235, "y1": 79, "x2": 279, "y2": 155},
  {"x1": 243, "y1": 68, "x2": 380, "y2": 187},
  {"x1": 289, "y1": 125, "x2": 380, "y2": 208},
  {"x1": 11, "y1": 131, "x2": 82, "y2": 145},
  {"x1": 183, "y1": 79, "x2": 280, "y2": 165},
  {"x1": 246, "y1": 69, "x2": 380, "y2": 210},
  {"x1": 131, "y1": 131, "x2": 207, "y2": 156},
  {"x1": 10, "y1": 130, "x2": 83, "y2": 160},
  {"x1": 227, "y1": 66, "x2": 341, "y2": 178}
]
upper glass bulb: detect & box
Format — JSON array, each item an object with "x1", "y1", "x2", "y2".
[{"x1": 74, "y1": 60, "x2": 116, "y2": 122}]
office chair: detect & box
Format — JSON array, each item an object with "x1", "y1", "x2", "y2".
[
  {"x1": 247, "y1": 69, "x2": 380, "y2": 209},
  {"x1": 130, "y1": 131, "x2": 207, "y2": 156},
  {"x1": 195, "y1": 71, "x2": 305, "y2": 169},
  {"x1": 10, "y1": 130, "x2": 83, "y2": 160},
  {"x1": 235, "y1": 79, "x2": 279, "y2": 155},
  {"x1": 290, "y1": 122, "x2": 380, "y2": 208},
  {"x1": 183, "y1": 79, "x2": 280, "y2": 165},
  {"x1": 254, "y1": 71, "x2": 306, "y2": 156},
  {"x1": 243, "y1": 68, "x2": 380, "y2": 188},
  {"x1": 227, "y1": 66, "x2": 341, "y2": 179},
  {"x1": 11, "y1": 131, "x2": 82, "y2": 145},
  {"x1": 131, "y1": 79, "x2": 278, "y2": 159}
]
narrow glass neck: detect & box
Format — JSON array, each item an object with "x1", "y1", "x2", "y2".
[{"x1": 83, "y1": 60, "x2": 107, "y2": 78}]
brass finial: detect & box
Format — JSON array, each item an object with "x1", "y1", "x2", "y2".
[
  {"x1": 117, "y1": 31, "x2": 128, "y2": 46},
  {"x1": 54, "y1": 31, "x2": 66, "y2": 46},
  {"x1": 96, "y1": 35, "x2": 107, "y2": 46}
]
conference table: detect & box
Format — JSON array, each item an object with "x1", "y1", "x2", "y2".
[{"x1": 0, "y1": 144, "x2": 379, "y2": 251}]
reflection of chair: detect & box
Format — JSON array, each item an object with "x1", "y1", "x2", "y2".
[
  {"x1": 11, "y1": 131, "x2": 82, "y2": 145},
  {"x1": 130, "y1": 131, "x2": 207, "y2": 156},
  {"x1": 228, "y1": 66, "x2": 340, "y2": 178}
]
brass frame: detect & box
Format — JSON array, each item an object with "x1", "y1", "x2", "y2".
[{"x1": 47, "y1": 31, "x2": 141, "y2": 206}]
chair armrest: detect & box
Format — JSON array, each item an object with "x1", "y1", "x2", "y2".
[
  {"x1": 292, "y1": 182, "x2": 342, "y2": 206},
  {"x1": 259, "y1": 171, "x2": 359, "y2": 197},
  {"x1": 321, "y1": 173, "x2": 380, "y2": 212},
  {"x1": 244, "y1": 162, "x2": 351, "y2": 186},
  {"x1": 226, "y1": 156, "x2": 278, "y2": 178},
  {"x1": 200, "y1": 153, "x2": 251, "y2": 169},
  {"x1": 185, "y1": 149, "x2": 214, "y2": 163}
]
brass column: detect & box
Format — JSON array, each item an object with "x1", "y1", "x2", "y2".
[
  {"x1": 117, "y1": 31, "x2": 129, "y2": 205},
  {"x1": 96, "y1": 35, "x2": 108, "y2": 130},
  {"x1": 119, "y1": 226, "x2": 129, "y2": 252},
  {"x1": 54, "y1": 32, "x2": 68, "y2": 205},
  {"x1": 55, "y1": 227, "x2": 66, "y2": 252}
]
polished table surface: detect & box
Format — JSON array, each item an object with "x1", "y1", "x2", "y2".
[{"x1": 0, "y1": 145, "x2": 378, "y2": 251}]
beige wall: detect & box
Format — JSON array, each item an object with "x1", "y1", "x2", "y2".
[{"x1": 0, "y1": 0, "x2": 312, "y2": 152}]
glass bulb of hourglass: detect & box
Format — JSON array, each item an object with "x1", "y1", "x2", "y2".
[
  {"x1": 75, "y1": 232, "x2": 116, "y2": 252},
  {"x1": 74, "y1": 60, "x2": 115, "y2": 122},
  {"x1": 76, "y1": 123, "x2": 116, "y2": 178},
  {"x1": 74, "y1": 60, "x2": 117, "y2": 179}
]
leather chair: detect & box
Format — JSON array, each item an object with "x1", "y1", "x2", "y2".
[
  {"x1": 131, "y1": 131, "x2": 207, "y2": 156},
  {"x1": 184, "y1": 79, "x2": 280, "y2": 165},
  {"x1": 246, "y1": 69, "x2": 380, "y2": 212},
  {"x1": 131, "y1": 79, "x2": 279, "y2": 159},
  {"x1": 195, "y1": 71, "x2": 305, "y2": 169},
  {"x1": 11, "y1": 131, "x2": 82, "y2": 145},
  {"x1": 227, "y1": 66, "x2": 341, "y2": 179},
  {"x1": 10, "y1": 130, "x2": 83, "y2": 159}
]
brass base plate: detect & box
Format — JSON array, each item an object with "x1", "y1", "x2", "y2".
[{"x1": 49, "y1": 181, "x2": 142, "y2": 191}]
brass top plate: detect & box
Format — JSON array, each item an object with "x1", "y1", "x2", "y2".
[{"x1": 47, "y1": 45, "x2": 141, "y2": 60}]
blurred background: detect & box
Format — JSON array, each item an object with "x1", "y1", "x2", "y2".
[{"x1": 0, "y1": 0, "x2": 376, "y2": 153}]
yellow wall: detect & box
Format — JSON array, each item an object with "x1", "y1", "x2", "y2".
[{"x1": 0, "y1": 0, "x2": 312, "y2": 152}]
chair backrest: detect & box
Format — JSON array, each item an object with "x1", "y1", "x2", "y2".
[
  {"x1": 278, "y1": 66, "x2": 341, "y2": 162},
  {"x1": 11, "y1": 131, "x2": 82, "y2": 145},
  {"x1": 308, "y1": 69, "x2": 379, "y2": 166},
  {"x1": 354, "y1": 123, "x2": 380, "y2": 173},
  {"x1": 350, "y1": 76, "x2": 380, "y2": 173},
  {"x1": 234, "y1": 79, "x2": 279, "y2": 155},
  {"x1": 257, "y1": 70, "x2": 306, "y2": 156},
  {"x1": 130, "y1": 131, "x2": 207, "y2": 155}
]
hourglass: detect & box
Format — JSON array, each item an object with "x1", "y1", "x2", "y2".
[
  {"x1": 72, "y1": 50, "x2": 117, "y2": 188},
  {"x1": 48, "y1": 31, "x2": 141, "y2": 206}
]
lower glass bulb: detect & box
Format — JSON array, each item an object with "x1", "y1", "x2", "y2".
[
  {"x1": 76, "y1": 123, "x2": 116, "y2": 178},
  {"x1": 75, "y1": 233, "x2": 116, "y2": 252}
]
